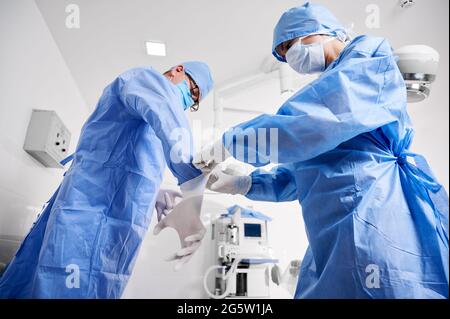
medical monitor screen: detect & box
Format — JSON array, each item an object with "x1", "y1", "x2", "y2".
[{"x1": 244, "y1": 223, "x2": 261, "y2": 238}]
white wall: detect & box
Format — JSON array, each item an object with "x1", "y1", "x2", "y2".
[{"x1": 0, "y1": 0, "x2": 89, "y2": 263}]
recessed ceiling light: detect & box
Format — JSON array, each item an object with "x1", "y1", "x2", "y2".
[{"x1": 145, "y1": 41, "x2": 166, "y2": 56}]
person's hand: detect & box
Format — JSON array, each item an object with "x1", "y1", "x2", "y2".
[
  {"x1": 193, "y1": 139, "x2": 231, "y2": 173},
  {"x1": 153, "y1": 194, "x2": 206, "y2": 271},
  {"x1": 154, "y1": 189, "x2": 182, "y2": 222},
  {"x1": 207, "y1": 166, "x2": 252, "y2": 195}
]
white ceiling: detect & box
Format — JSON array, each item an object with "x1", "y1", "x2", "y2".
[{"x1": 35, "y1": 0, "x2": 448, "y2": 108}]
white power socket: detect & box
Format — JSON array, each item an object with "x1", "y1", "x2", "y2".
[{"x1": 23, "y1": 109, "x2": 71, "y2": 168}]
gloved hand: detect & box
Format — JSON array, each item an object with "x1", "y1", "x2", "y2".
[
  {"x1": 207, "y1": 167, "x2": 252, "y2": 195},
  {"x1": 153, "y1": 176, "x2": 207, "y2": 271},
  {"x1": 153, "y1": 204, "x2": 206, "y2": 270},
  {"x1": 154, "y1": 189, "x2": 182, "y2": 222},
  {"x1": 193, "y1": 139, "x2": 231, "y2": 173}
]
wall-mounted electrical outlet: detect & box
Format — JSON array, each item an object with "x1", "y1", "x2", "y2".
[{"x1": 23, "y1": 109, "x2": 71, "y2": 168}]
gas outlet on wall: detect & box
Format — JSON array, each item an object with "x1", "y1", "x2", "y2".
[{"x1": 23, "y1": 109, "x2": 71, "y2": 168}]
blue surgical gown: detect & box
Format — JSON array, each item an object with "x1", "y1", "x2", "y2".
[
  {"x1": 0, "y1": 67, "x2": 201, "y2": 298},
  {"x1": 223, "y1": 36, "x2": 449, "y2": 298}
]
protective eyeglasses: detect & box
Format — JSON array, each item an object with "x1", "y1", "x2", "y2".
[{"x1": 186, "y1": 74, "x2": 200, "y2": 112}]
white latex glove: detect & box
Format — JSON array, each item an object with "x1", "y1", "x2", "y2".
[
  {"x1": 193, "y1": 139, "x2": 231, "y2": 172},
  {"x1": 154, "y1": 189, "x2": 182, "y2": 222},
  {"x1": 153, "y1": 175, "x2": 208, "y2": 271},
  {"x1": 207, "y1": 167, "x2": 252, "y2": 195},
  {"x1": 153, "y1": 205, "x2": 206, "y2": 271}
]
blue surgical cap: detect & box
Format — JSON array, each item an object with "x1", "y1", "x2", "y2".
[
  {"x1": 182, "y1": 61, "x2": 214, "y2": 101},
  {"x1": 272, "y1": 2, "x2": 348, "y2": 62}
]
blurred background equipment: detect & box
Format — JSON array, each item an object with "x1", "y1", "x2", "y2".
[{"x1": 204, "y1": 206, "x2": 279, "y2": 299}]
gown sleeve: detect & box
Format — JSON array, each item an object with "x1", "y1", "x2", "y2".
[
  {"x1": 118, "y1": 67, "x2": 202, "y2": 184},
  {"x1": 223, "y1": 49, "x2": 405, "y2": 166},
  {"x1": 246, "y1": 164, "x2": 298, "y2": 202}
]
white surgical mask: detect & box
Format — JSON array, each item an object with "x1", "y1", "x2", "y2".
[{"x1": 286, "y1": 37, "x2": 335, "y2": 74}]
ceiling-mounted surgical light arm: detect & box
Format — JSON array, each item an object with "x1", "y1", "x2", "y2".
[
  {"x1": 212, "y1": 55, "x2": 315, "y2": 132},
  {"x1": 261, "y1": 55, "x2": 308, "y2": 98},
  {"x1": 212, "y1": 72, "x2": 275, "y2": 133}
]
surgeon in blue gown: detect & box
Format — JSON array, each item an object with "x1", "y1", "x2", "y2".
[
  {"x1": 201, "y1": 2, "x2": 449, "y2": 298},
  {"x1": 0, "y1": 61, "x2": 213, "y2": 298}
]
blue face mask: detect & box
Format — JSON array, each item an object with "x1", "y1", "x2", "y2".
[{"x1": 177, "y1": 80, "x2": 195, "y2": 111}]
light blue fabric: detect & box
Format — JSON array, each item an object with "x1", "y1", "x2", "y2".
[
  {"x1": 0, "y1": 67, "x2": 203, "y2": 298},
  {"x1": 177, "y1": 80, "x2": 195, "y2": 110},
  {"x1": 225, "y1": 205, "x2": 272, "y2": 221},
  {"x1": 223, "y1": 35, "x2": 449, "y2": 298},
  {"x1": 273, "y1": 2, "x2": 348, "y2": 62},
  {"x1": 183, "y1": 61, "x2": 214, "y2": 101}
]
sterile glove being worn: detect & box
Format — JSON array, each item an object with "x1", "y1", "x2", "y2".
[
  {"x1": 207, "y1": 167, "x2": 252, "y2": 195},
  {"x1": 153, "y1": 204, "x2": 206, "y2": 271},
  {"x1": 153, "y1": 174, "x2": 208, "y2": 271},
  {"x1": 155, "y1": 189, "x2": 183, "y2": 222},
  {"x1": 193, "y1": 139, "x2": 231, "y2": 173}
]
